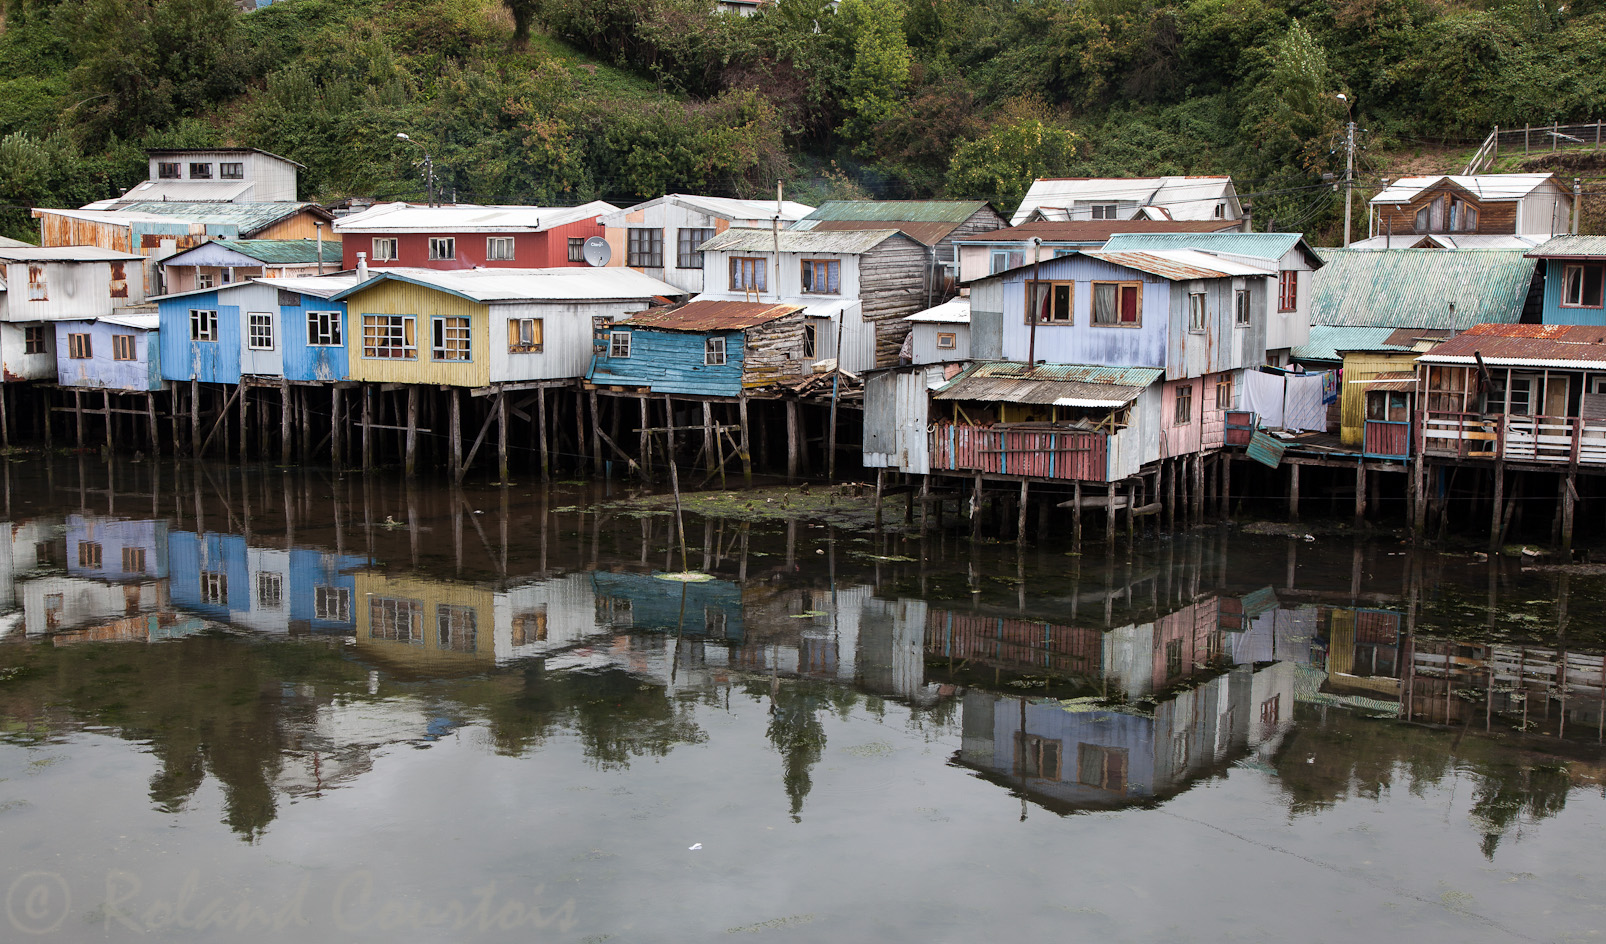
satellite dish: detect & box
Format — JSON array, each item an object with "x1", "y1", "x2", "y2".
[{"x1": 582, "y1": 236, "x2": 612, "y2": 267}]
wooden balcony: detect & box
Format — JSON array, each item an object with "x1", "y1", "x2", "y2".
[
  {"x1": 929, "y1": 422, "x2": 1109, "y2": 482},
  {"x1": 1421, "y1": 411, "x2": 1606, "y2": 466}
]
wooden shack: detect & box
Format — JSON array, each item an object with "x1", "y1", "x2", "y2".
[
  {"x1": 54, "y1": 310, "x2": 162, "y2": 392},
  {"x1": 587, "y1": 299, "x2": 807, "y2": 397}
]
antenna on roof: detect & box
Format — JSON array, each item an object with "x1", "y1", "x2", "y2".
[{"x1": 582, "y1": 236, "x2": 611, "y2": 267}]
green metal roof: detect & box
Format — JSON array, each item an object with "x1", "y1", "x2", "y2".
[
  {"x1": 1527, "y1": 235, "x2": 1606, "y2": 259},
  {"x1": 1101, "y1": 232, "x2": 1320, "y2": 266},
  {"x1": 1309, "y1": 249, "x2": 1537, "y2": 329},
  {"x1": 214, "y1": 239, "x2": 328, "y2": 264},
  {"x1": 1292, "y1": 326, "x2": 1413, "y2": 363},
  {"x1": 800, "y1": 200, "x2": 991, "y2": 223},
  {"x1": 114, "y1": 201, "x2": 328, "y2": 232}
]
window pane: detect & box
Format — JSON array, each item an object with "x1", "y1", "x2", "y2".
[{"x1": 1093, "y1": 284, "x2": 1116, "y2": 324}]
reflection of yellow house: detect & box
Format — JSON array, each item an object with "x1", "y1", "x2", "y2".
[
  {"x1": 353, "y1": 572, "x2": 496, "y2": 673},
  {"x1": 336, "y1": 275, "x2": 491, "y2": 388}
]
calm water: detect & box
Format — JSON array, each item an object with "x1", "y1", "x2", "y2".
[{"x1": 1, "y1": 456, "x2": 1603, "y2": 943}]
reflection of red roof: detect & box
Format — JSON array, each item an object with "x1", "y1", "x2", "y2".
[
  {"x1": 1422, "y1": 323, "x2": 1606, "y2": 366},
  {"x1": 956, "y1": 219, "x2": 1240, "y2": 243},
  {"x1": 622, "y1": 300, "x2": 803, "y2": 332}
]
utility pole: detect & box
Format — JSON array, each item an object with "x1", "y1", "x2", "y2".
[
  {"x1": 1338, "y1": 93, "x2": 1355, "y2": 247},
  {"x1": 396, "y1": 132, "x2": 436, "y2": 206}
]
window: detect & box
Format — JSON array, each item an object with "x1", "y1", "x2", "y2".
[
  {"x1": 372, "y1": 238, "x2": 399, "y2": 262},
  {"x1": 370, "y1": 597, "x2": 423, "y2": 643},
  {"x1": 1562, "y1": 264, "x2": 1605, "y2": 308},
  {"x1": 705, "y1": 335, "x2": 727, "y2": 366},
  {"x1": 428, "y1": 237, "x2": 455, "y2": 261},
  {"x1": 1214, "y1": 203, "x2": 1226, "y2": 219},
  {"x1": 801, "y1": 259, "x2": 841, "y2": 294},
  {"x1": 936, "y1": 332, "x2": 957, "y2": 350},
  {"x1": 1014, "y1": 734, "x2": 1062, "y2": 780},
  {"x1": 256, "y1": 572, "x2": 284, "y2": 610},
  {"x1": 27, "y1": 265, "x2": 45, "y2": 301},
  {"x1": 307, "y1": 311, "x2": 342, "y2": 346},
  {"x1": 1089, "y1": 203, "x2": 1119, "y2": 219},
  {"x1": 1215, "y1": 375, "x2": 1232, "y2": 411},
  {"x1": 431, "y1": 316, "x2": 471, "y2": 361},
  {"x1": 189, "y1": 163, "x2": 212, "y2": 179},
  {"x1": 1027, "y1": 280, "x2": 1074, "y2": 324},
  {"x1": 190, "y1": 309, "x2": 218, "y2": 341},
  {"x1": 508, "y1": 318, "x2": 543, "y2": 353},
  {"x1": 1092, "y1": 281, "x2": 1141, "y2": 326},
  {"x1": 200, "y1": 571, "x2": 227, "y2": 606},
  {"x1": 1234, "y1": 290, "x2": 1250, "y2": 327},
  {"x1": 437, "y1": 604, "x2": 478, "y2": 652},
  {"x1": 112, "y1": 334, "x2": 136, "y2": 361},
  {"x1": 1077, "y1": 744, "x2": 1128, "y2": 791},
  {"x1": 486, "y1": 237, "x2": 515, "y2": 261},
  {"x1": 197, "y1": 271, "x2": 216, "y2": 290},
  {"x1": 23, "y1": 326, "x2": 46, "y2": 355},
  {"x1": 803, "y1": 323, "x2": 818, "y2": 358},
  {"x1": 157, "y1": 162, "x2": 181, "y2": 179},
  {"x1": 511, "y1": 610, "x2": 548, "y2": 646},
  {"x1": 1507, "y1": 376, "x2": 1535, "y2": 416},
  {"x1": 362, "y1": 314, "x2": 416, "y2": 359},
  {"x1": 1188, "y1": 293, "x2": 1207, "y2": 333},
  {"x1": 247, "y1": 312, "x2": 274, "y2": 351},
  {"x1": 678, "y1": 228, "x2": 714, "y2": 269},
  {"x1": 78, "y1": 541, "x2": 102, "y2": 569},
  {"x1": 990, "y1": 249, "x2": 1024, "y2": 274},
  {"x1": 1175, "y1": 382, "x2": 1194, "y2": 424},
  {"x1": 1278, "y1": 270, "x2": 1298, "y2": 312},
  {"x1": 1260, "y1": 694, "x2": 1281, "y2": 727},
  {"x1": 219, "y1": 162, "x2": 244, "y2": 180},
  {"x1": 220, "y1": 269, "x2": 233, "y2": 285},
  {"x1": 122, "y1": 547, "x2": 146, "y2": 574},
  {"x1": 567, "y1": 237, "x2": 586, "y2": 263},
  {"x1": 609, "y1": 331, "x2": 632, "y2": 358},
  {"x1": 627, "y1": 228, "x2": 662, "y2": 268},
  {"x1": 729, "y1": 257, "x2": 767, "y2": 292},
  {"x1": 315, "y1": 586, "x2": 351, "y2": 622},
  {"x1": 1414, "y1": 203, "x2": 1431, "y2": 233},
  {"x1": 67, "y1": 334, "x2": 92, "y2": 359}
]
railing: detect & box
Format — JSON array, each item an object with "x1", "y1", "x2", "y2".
[
  {"x1": 1421, "y1": 411, "x2": 1606, "y2": 465},
  {"x1": 1362, "y1": 419, "x2": 1411, "y2": 460},
  {"x1": 929, "y1": 422, "x2": 1108, "y2": 481},
  {"x1": 1464, "y1": 121, "x2": 1606, "y2": 173}
]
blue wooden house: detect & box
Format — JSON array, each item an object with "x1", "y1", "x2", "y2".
[
  {"x1": 54, "y1": 310, "x2": 163, "y2": 391},
  {"x1": 1527, "y1": 236, "x2": 1606, "y2": 325},
  {"x1": 64, "y1": 514, "x2": 169, "y2": 582},
  {"x1": 156, "y1": 274, "x2": 357, "y2": 384},
  {"x1": 586, "y1": 299, "x2": 806, "y2": 396},
  {"x1": 168, "y1": 528, "x2": 364, "y2": 634}
]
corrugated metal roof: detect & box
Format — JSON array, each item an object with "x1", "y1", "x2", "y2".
[
  {"x1": 801, "y1": 201, "x2": 990, "y2": 224},
  {"x1": 333, "y1": 200, "x2": 616, "y2": 234},
  {"x1": 1418, "y1": 323, "x2": 1606, "y2": 368},
  {"x1": 1371, "y1": 173, "x2": 1558, "y2": 204},
  {"x1": 907, "y1": 297, "x2": 970, "y2": 324},
  {"x1": 1012, "y1": 176, "x2": 1238, "y2": 225},
  {"x1": 1351, "y1": 234, "x2": 1543, "y2": 250},
  {"x1": 934, "y1": 361, "x2": 1162, "y2": 404},
  {"x1": 187, "y1": 239, "x2": 327, "y2": 265},
  {"x1": 0, "y1": 246, "x2": 144, "y2": 263},
  {"x1": 698, "y1": 228, "x2": 904, "y2": 254},
  {"x1": 796, "y1": 219, "x2": 961, "y2": 247},
  {"x1": 1309, "y1": 249, "x2": 1537, "y2": 329},
  {"x1": 623, "y1": 300, "x2": 802, "y2": 331},
  {"x1": 1363, "y1": 371, "x2": 1416, "y2": 392},
  {"x1": 252, "y1": 274, "x2": 362, "y2": 298},
  {"x1": 65, "y1": 201, "x2": 332, "y2": 231},
  {"x1": 955, "y1": 219, "x2": 1239, "y2": 244},
  {"x1": 1527, "y1": 235, "x2": 1606, "y2": 259},
  {"x1": 146, "y1": 146, "x2": 304, "y2": 168},
  {"x1": 332, "y1": 266, "x2": 686, "y2": 303},
  {"x1": 598, "y1": 194, "x2": 814, "y2": 226},
  {"x1": 1292, "y1": 326, "x2": 1414, "y2": 362},
  {"x1": 1099, "y1": 232, "x2": 1316, "y2": 264},
  {"x1": 1082, "y1": 249, "x2": 1274, "y2": 280},
  {"x1": 89, "y1": 179, "x2": 253, "y2": 206}
]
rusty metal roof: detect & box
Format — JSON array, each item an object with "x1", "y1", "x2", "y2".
[
  {"x1": 1527, "y1": 235, "x2": 1606, "y2": 259},
  {"x1": 1364, "y1": 371, "x2": 1417, "y2": 392},
  {"x1": 934, "y1": 361, "x2": 1162, "y2": 404},
  {"x1": 799, "y1": 219, "x2": 960, "y2": 247},
  {"x1": 622, "y1": 300, "x2": 802, "y2": 332},
  {"x1": 1418, "y1": 323, "x2": 1606, "y2": 368},
  {"x1": 699, "y1": 228, "x2": 906, "y2": 254},
  {"x1": 1081, "y1": 249, "x2": 1274, "y2": 280},
  {"x1": 956, "y1": 219, "x2": 1239, "y2": 244},
  {"x1": 1383, "y1": 327, "x2": 1453, "y2": 347}
]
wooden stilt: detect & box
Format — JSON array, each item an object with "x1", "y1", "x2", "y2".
[
  {"x1": 449, "y1": 388, "x2": 463, "y2": 480},
  {"x1": 1411, "y1": 453, "x2": 1428, "y2": 539},
  {"x1": 970, "y1": 473, "x2": 983, "y2": 541},
  {"x1": 498, "y1": 389, "x2": 509, "y2": 484},
  {"x1": 332, "y1": 386, "x2": 345, "y2": 471},
  {"x1": 636, "y1": 395, "x2": 649, "y2": 481},
  {"x1": 1221, "y1": 453, "x2": 1232, "y2": 516},
  {"x1": 404, "y1": 386, "x2": 419, "y2": 477},
  {"x1": 1562, "y1": 471, "x2": 1578, "y2": 555},
  {"x1": 1289, "y1": 462, "x2": 1300, "y2": 521},
  {"x1": 298, "y1": 387, "x2": 312, "y2": 460},
  {"x1": 1073, "y1": 480, "x2": 1083, "y2": 546},
  {"x1": 786, "y1": 398, "x2": 800, "y2": 479},
  {"x1": 591, "y1": 390, "x2": 604, "y2": 472},
  {"x1": 103, "y1": 390, "x2": 113, "y2": 451},
  {"x1": 361, "y1": 385, "x2": 373, "y2": 470},
  {"x1": 1017, "y1": 479, "x2": 1029, "y2": 545},
  {"x1": 539, "y1": 386, "x2": 550, "y2": 481},
  {"x1": 1106, "y1": 481, "x2": 1116, "y2": 545},
  {"x1": 575, "y1": 388, "x2": 587, "y2": 474},
  {"x1": 237, "y1": 383, "x2": 247, "y2": 463},
  {"x1": 43, "y1": 387, "x2": 53, "y2": 450},
  {"x1": 280, "y1": 380, "x2": 292, "y2": 464},
  {"x1": 0, "y1": 384, "x2": 9, "y2": 450},
  {"x1": 874, "y1": 469, "x2": 884, "y2": 531},
  {"x1": 146, "y1": 393, "x2": 158, "y2": 454},
  {"x1": 663, "y1": 394, "x2": 677, "y2": 478},
  {"x1": 190, "y1": 379, "x2": 200, "y2": 458},
  {"x1": 1490, "y1": 462, "x2": 1504, "y2": 548},
  {"x1": 74, "y1": 390, "x2": 84, "y2": 446},
  {"x1": 738, "y1": 393, "x2": 752, "y2": 487},
  {"x1": 1355, "y1": 461, "x2": 1367, "y2": 524}
]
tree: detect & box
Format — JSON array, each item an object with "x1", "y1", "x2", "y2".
[
  {"x1": 945, "y1": 105, "x2": 1080, "y2": 210},
  {"x1": 837, "y1": 0, "x2": 911, "y2": 147}
]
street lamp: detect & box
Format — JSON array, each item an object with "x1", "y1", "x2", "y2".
[
  {"x1": 1336, "y1": 94, "x2": 1356, "y2": 247},
  {"x1": 396, "y1": 132, "x2": 437, "y2": 207}
]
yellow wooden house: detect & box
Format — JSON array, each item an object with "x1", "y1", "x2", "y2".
[
  {"x1": 334, "y1": 271, "x2": 493, "y2": 387},
  {"x1": 353, "y1": 570, "x2": 497, "y2": 675}
]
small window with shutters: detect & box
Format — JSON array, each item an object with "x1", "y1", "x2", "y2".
[{"x1": 508, "y1": 317, "x2": 543, "y2": 353}]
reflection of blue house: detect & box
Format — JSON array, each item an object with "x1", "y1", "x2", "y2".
[
  {"x1": 65, "y1": 515, "x2": 168, "y2": 582},
  {"x1": 589, "y1": 571, "x2": 744, "y2": 642},
  {"x1": 168, "y1": 530, "x2": 364, "y2": 633},
  {"x1": 156, "y1": 275, "x2": 357, "y2": 384}
]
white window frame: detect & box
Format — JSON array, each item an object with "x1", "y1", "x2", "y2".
[
  {"x1": 1089, "y1": 203, "x2": 1119, "y2": 220},
  {"x1": 362, "y1": 314, "x2": 417, "y2": 359},
  {"x1": 307, "y1": 311, "x2": 342, "y2": 346},
  {"x1": 197, "y1": 271, "x2": 215, "y2": 290},
  {"x1": 1234, "y1": 289, "x2": 1250, "y2": 327},
  {"x1": 372, "y1": 238, "x2": 399, "y2": 262},
  {"x1": 256, "y1": 571, "x2": 284, "y2": 610},
  {"x1": 1188, "y1": 293, "x2": 1207, "y2": 333},
  {"x1": 610, "y1": 331, "x2": 632, "y2": 358},
  {"x1": 219, "y1": 162, "x2": 244, "y2": 180},
  {"x1": 1562, "y1": 263, "x2": 1605, "y2": 309},
  {"x1": 431, "y1": 315, "x2": 472, "y2": 362},
  {"x1": 508, "y1": 317, "x2": 543, "y2": 353},
  {"x1": 315, "y1": 586, "x2": 351, "y2": 622},
  {"x1": 705, "y1": 335, "x2": 727, "y2": 366},
  {"x1": 486, "y1": 237, "x2": 515, "y2": 262},
  {"x1": 247, "y1": 312, "x2": 275, "y2": 351},
  {"x1": 428, "y1": 237, "x2": 455, "y2": 261},
  {"x1": 190, "y1": 309, "x2": 218, "y2": 342}
]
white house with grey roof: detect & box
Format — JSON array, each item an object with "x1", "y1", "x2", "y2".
[
  {"x1": 599, "y1": 194, "x2": 815, "y2": 295},
  {"x1": 88, "y1": 148, "x2": 303, "y2": 207},
  {"x1": 0, "y1": 245, "x2": 146, "y2": 381},
  {"x1": 1011, "y1": 177, "x2": 1248, "y2": 228},
  {"x1": 1357, "y1": 173, "x2": 1574, "y2": 248},
  {"x1": 694, "y1": 227, "x2": 929, "y2": 373}
]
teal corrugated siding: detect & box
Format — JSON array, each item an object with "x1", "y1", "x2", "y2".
[
  {"x1": 1310, "y1": 249, "x2": 1537, "y2": 328},
  {"x1": 1539, "y1": 259, "x2": 1606, "y2": 325},
  {"x1": 1292, "y1": 325, "x2": 1412, "y2": 362},
  {"x1": 587, "y1": 327, "x2": 746, "y2": 397}
]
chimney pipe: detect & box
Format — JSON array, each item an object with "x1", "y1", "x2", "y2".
[{"x1": 357, "y1": 251, "x2": 369, "y2": 282}]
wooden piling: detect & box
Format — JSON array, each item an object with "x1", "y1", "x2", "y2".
[
  {"x1": 1562, "y1": 471, "x2": 1578, "y2": 555},
  {"x1": 190, "y1": 379, "x2": 200, "y2": 458},
  {"x1": 1073, "y1": 480, "x2": 1083, "y2": 547},
  {"x1": 237, "y1": 383, "x2": 248, "y2": 463},
  {"x1": 1017, "y1": 479, "x2": 1029, "y2": 545},
  {"x1": 103, "y1": 390, "x2": 113, "y2": 451},
  {"x1": 331, "y1": 385, "x2": 345, "y2": 471},
  {"x1": 637, "y1": 395, "x2": 649, "y2": 481},
  {"x1": 1289, "y1": 462, "x2": 1300, "y2": 520},
  {"x1": 1355, "y1": 460, "x2": 1367, "y2": 524},
  {"x1": 1490, "y1": 462, "x2": 1504, "y2": 548},
  {"x1": 786, "y1": 398, "x2": 800, "y2": 479},
  {"x1": 279, "y1": 380, "x2": 292, "y2": 464},
  {"x1": 591, "y1": 390, "x2": 605, "y2": 472},
  {"x1": 737, "y1": 394, "x2": 752, "y2": 487},
  {"x1": 874, "y1": 469, "x2": 884, "y2": 531},
  {"x1": 498, "y1": 389, "x2": 510, "y2": 484},
  {"x1": 449, "y1": 388, "x2": 462, "y2": 480},
  {"x1": 539, "y1": 386, "x2": 551, "y2": 481},
  {"x1": 361, "y1": 385, "x2": 373, "y2": 470},
  {"x1": 146, "y1": 393, "x2": 158, "y2": 453},
  {"x1": 74, "y1": 390, "x2": 84, "y2": 446}
]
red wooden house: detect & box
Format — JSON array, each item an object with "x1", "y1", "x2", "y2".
[{"x1": 333, "y1": 201, "x2": 617, "y2": 271}]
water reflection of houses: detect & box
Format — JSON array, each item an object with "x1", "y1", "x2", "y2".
[
  {"x1": 1405, "y1": 637, "x2": 1606, "y2": 739},
  {"x1": 22, "y1": 515, "x2": 173, "y2": 636},
  {"x1": 168, "y1": 529, "x2": 363, "y2": 634}
]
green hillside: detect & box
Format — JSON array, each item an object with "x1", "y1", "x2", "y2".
[{"x1": 1, "y1": 0, "x2": 1603, "y2": 243}]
